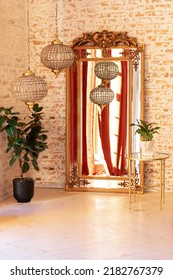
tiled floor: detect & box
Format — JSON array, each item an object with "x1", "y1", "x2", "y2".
[{"x1": 0, "y1": 188, "x2": 173, "y2": 260}]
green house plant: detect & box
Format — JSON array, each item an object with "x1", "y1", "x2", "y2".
[
  {"x1": 130, "y1": 119, "x2": 160, "y2": 141},
  {"x1": 130, "y1": 119, "x2": 160, "y2": 156},
  {"x1": 0, "y1": 103, "x2": 48, "y2": 202}
]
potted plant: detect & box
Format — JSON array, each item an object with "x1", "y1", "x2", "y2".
[
  {"x1": 130, "y1": 119, "x2": 160, "y2": 156},
  {"x1": 0, "y1": 103, "x2": 48, "y2": 202}
]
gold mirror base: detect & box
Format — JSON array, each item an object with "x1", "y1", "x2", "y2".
[{"x1": 69, "y1": 165, "x2": 90, "y2": 187}]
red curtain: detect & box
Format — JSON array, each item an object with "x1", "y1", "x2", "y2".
[
  {"x1": 69, "y1": 65, "x2": 78, "y2": 164},
  {"x1": 82, "y1": 61, "x2": 89, "y2": 175},
  {"x1": 98, "y1": 61, "x2": 128, "y2": 176},
  {"x1": 98, "y1": 105, "x2": 114, "y2": 174},
  {"x1": 115, "y1": 61, "x2": 128, "y2": 175},
  {"x1": 70, "y1": 59, "x2": 89, "y2": 175}
]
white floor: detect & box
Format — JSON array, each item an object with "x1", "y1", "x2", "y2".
[{"x1": 0, "y1": 188, "x2": 173, "y2": 260}]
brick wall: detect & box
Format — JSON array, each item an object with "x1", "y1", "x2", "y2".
[
  {"x1": 0, "y1": 0, "x2": 173, "y2": 200},
  {"x1": 0, "y1": 0, "x2": 27, "y2": 200}
]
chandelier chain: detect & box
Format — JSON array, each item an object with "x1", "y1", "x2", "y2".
[
  {"x1": 27, "y1": 0, "x2": 30, "y2": 69},
  {"x1": 55, "y1": 0, "x2": 58, "y2": 39}
]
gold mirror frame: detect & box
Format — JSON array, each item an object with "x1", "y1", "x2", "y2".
[{"x1": 66, "y1": 30, "x2": 144, "y2": 193}]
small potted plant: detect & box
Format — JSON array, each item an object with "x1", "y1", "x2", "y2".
[
  {"x1": 0, "y1": 103, "x2": 48, "y2": 202},
  {"x1": 130, "y1": 119, "x2": 160, "y2": 156}
]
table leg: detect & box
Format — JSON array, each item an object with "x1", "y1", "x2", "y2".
[
  {"x1": 129, "y1": 159, "x2": 137, "y2": 209},
  {"x1": 129, "y1": 158, "x2": 132, "y2": 209},
  {"x1": 160, "y1": 160, "x2": 162, "y2": 210},
  {"x1": 160, "y1": 159, "x2": 165, "y2": 210},
  {"x1": 133, "y1": 160, "x2": 136, "y2": 202},
  {"x1": 160, "y1": 160, "x2": 165, "y2": 209},
  {"x1": 163, "y1": 160, "x2": 165, "y2": 203}
]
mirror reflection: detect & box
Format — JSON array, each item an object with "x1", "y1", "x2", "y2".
[{"x1": 66, "y1": 30, "x2": 144, "y2": 192}]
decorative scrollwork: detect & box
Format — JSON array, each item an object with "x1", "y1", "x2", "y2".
[
  {"x1": 69, "y1": 165, "x2": 90, "y2": 187},
  {"x1": 118, "y1": 180, "x2": 129, "y2": 188},
  {"x1": 72, "y1": 30, "x2": 143, "y2": 70},
  {"x1": 118, "y1": 167, "x2": 142, "y2": 191},
  {"x1": 121, "y1": 47, "x2": 143, "y2": 71},
  {"x1": 72, "y1": 30, "x2": 137, "y2": 49}
]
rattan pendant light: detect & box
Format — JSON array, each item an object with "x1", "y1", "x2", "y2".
[
  {"x1": 40, "y1": 0, "x2": 74, "y2": 76},
  {"x1": 11, "y1": 0, "x2": 48, "y2": 111}
]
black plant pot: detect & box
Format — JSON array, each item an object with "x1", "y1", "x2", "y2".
[{"x1": 13, "y1": 178, "x2": 34, "y2": 203}]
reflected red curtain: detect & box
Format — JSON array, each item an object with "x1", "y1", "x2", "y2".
[
  {"x1": 115, "y1": 61, "x2": 128, "y2": 175},
  {"x1": 98, "y1": 105, "x2": 114, "y2": 174},
  {"x1": 97, "y1": 49, "x2": 114, "y2": 175},
  {"x1": 98, "y1": 61, "x2": 128, "y2": 176},
  {"x1": 82, "y1": 61, "x2": 89, "y2": 174},
  {"x1": 70, "y1": 65, "x2": 78, "y2": 164},
  {"x1": 70, "y1": 59, "x2": 89, "y2": 174}
]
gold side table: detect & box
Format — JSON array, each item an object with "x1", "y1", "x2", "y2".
[{"x1": 127, "y1": 152, "x2": 170, "y2": 210}]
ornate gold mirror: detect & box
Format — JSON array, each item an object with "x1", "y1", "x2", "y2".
[{"x1": 66, "y1": 30, "x2": 144, "y2": 192}]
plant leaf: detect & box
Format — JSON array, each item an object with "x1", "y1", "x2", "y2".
[
  {"x1": 32, "y1": 160, "x2": 39, "y2": 171},
  {"x1": 9, "y1": 157, "x2": 16, "y2": 166},
  {"x1": 6, "y1": 141, "x2": 13, "y2": 153},
  {"x1": 33, "y1": 103, "x2": 43, "y2": 112},
  {"x1": 5, "y1": 125, "x2": 16, "y2": 137},
  {"x1": 13, "y1": 144, "x2": 21, "y2": 155},
  {"x1": 15, "y1": 138, "x2": 24, "y2": 146},
  {"x1": 0, "y1": 115, "x2": 7, "y2": 127},
  {"x1": 22, "y1": 162, "x2": 29, "y2": 173},
  {"x1": 23, "y1": 153, "x2": 29, "y2": 162}
]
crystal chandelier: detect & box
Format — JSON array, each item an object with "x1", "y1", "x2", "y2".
[
  {"x1": 94, "y1": 61, "x2": 119, "y2": 80},
  {"x1": 90, "y1": 61, "x2": 119, "y2": 109},
  {"x1": 40, "y1": 0, "x2": 74, "y2": 76},
  {"x1": 11, "y1": 0, "x2": 48, "y2": 111},
  {"x1": 90, "y1": 82, "x2": 114, "y2": 111}
]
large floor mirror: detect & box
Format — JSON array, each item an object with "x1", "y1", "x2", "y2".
[{"x1": 66, "y1": 30, "x2": 144, "y2": 192}]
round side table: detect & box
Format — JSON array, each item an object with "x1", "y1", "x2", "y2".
[{"x1": 127, "y1": 152, "x2": 170, "y2": 210}]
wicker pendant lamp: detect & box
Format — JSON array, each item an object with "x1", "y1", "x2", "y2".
[
  {"x1": 11, "y1": 0, "x2": 48, "y2": 111},
  {"x1": 40, "y1": 0, "x2": 74, "y2": 76}
]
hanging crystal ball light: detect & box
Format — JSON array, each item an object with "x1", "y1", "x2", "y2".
[
  {"x1": 90, "y1": 83, "x2": 114, "y2": 110},
  {"x1": 94, "y1": 61, "x2": 119, "y2": 80},
  {"x1": 12, "y1": 68, "x2": 48, "y2": 109},
  {"x1": 40, "y1": 38, "x2": 74, "y2": 76}
]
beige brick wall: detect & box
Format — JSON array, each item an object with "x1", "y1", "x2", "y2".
[
  {"x1": 0, "y1": 0, "x2": 27, "y2": 199},
  {"x1": 0, "y1": 0, "x2": 173, "y2": 200}
]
